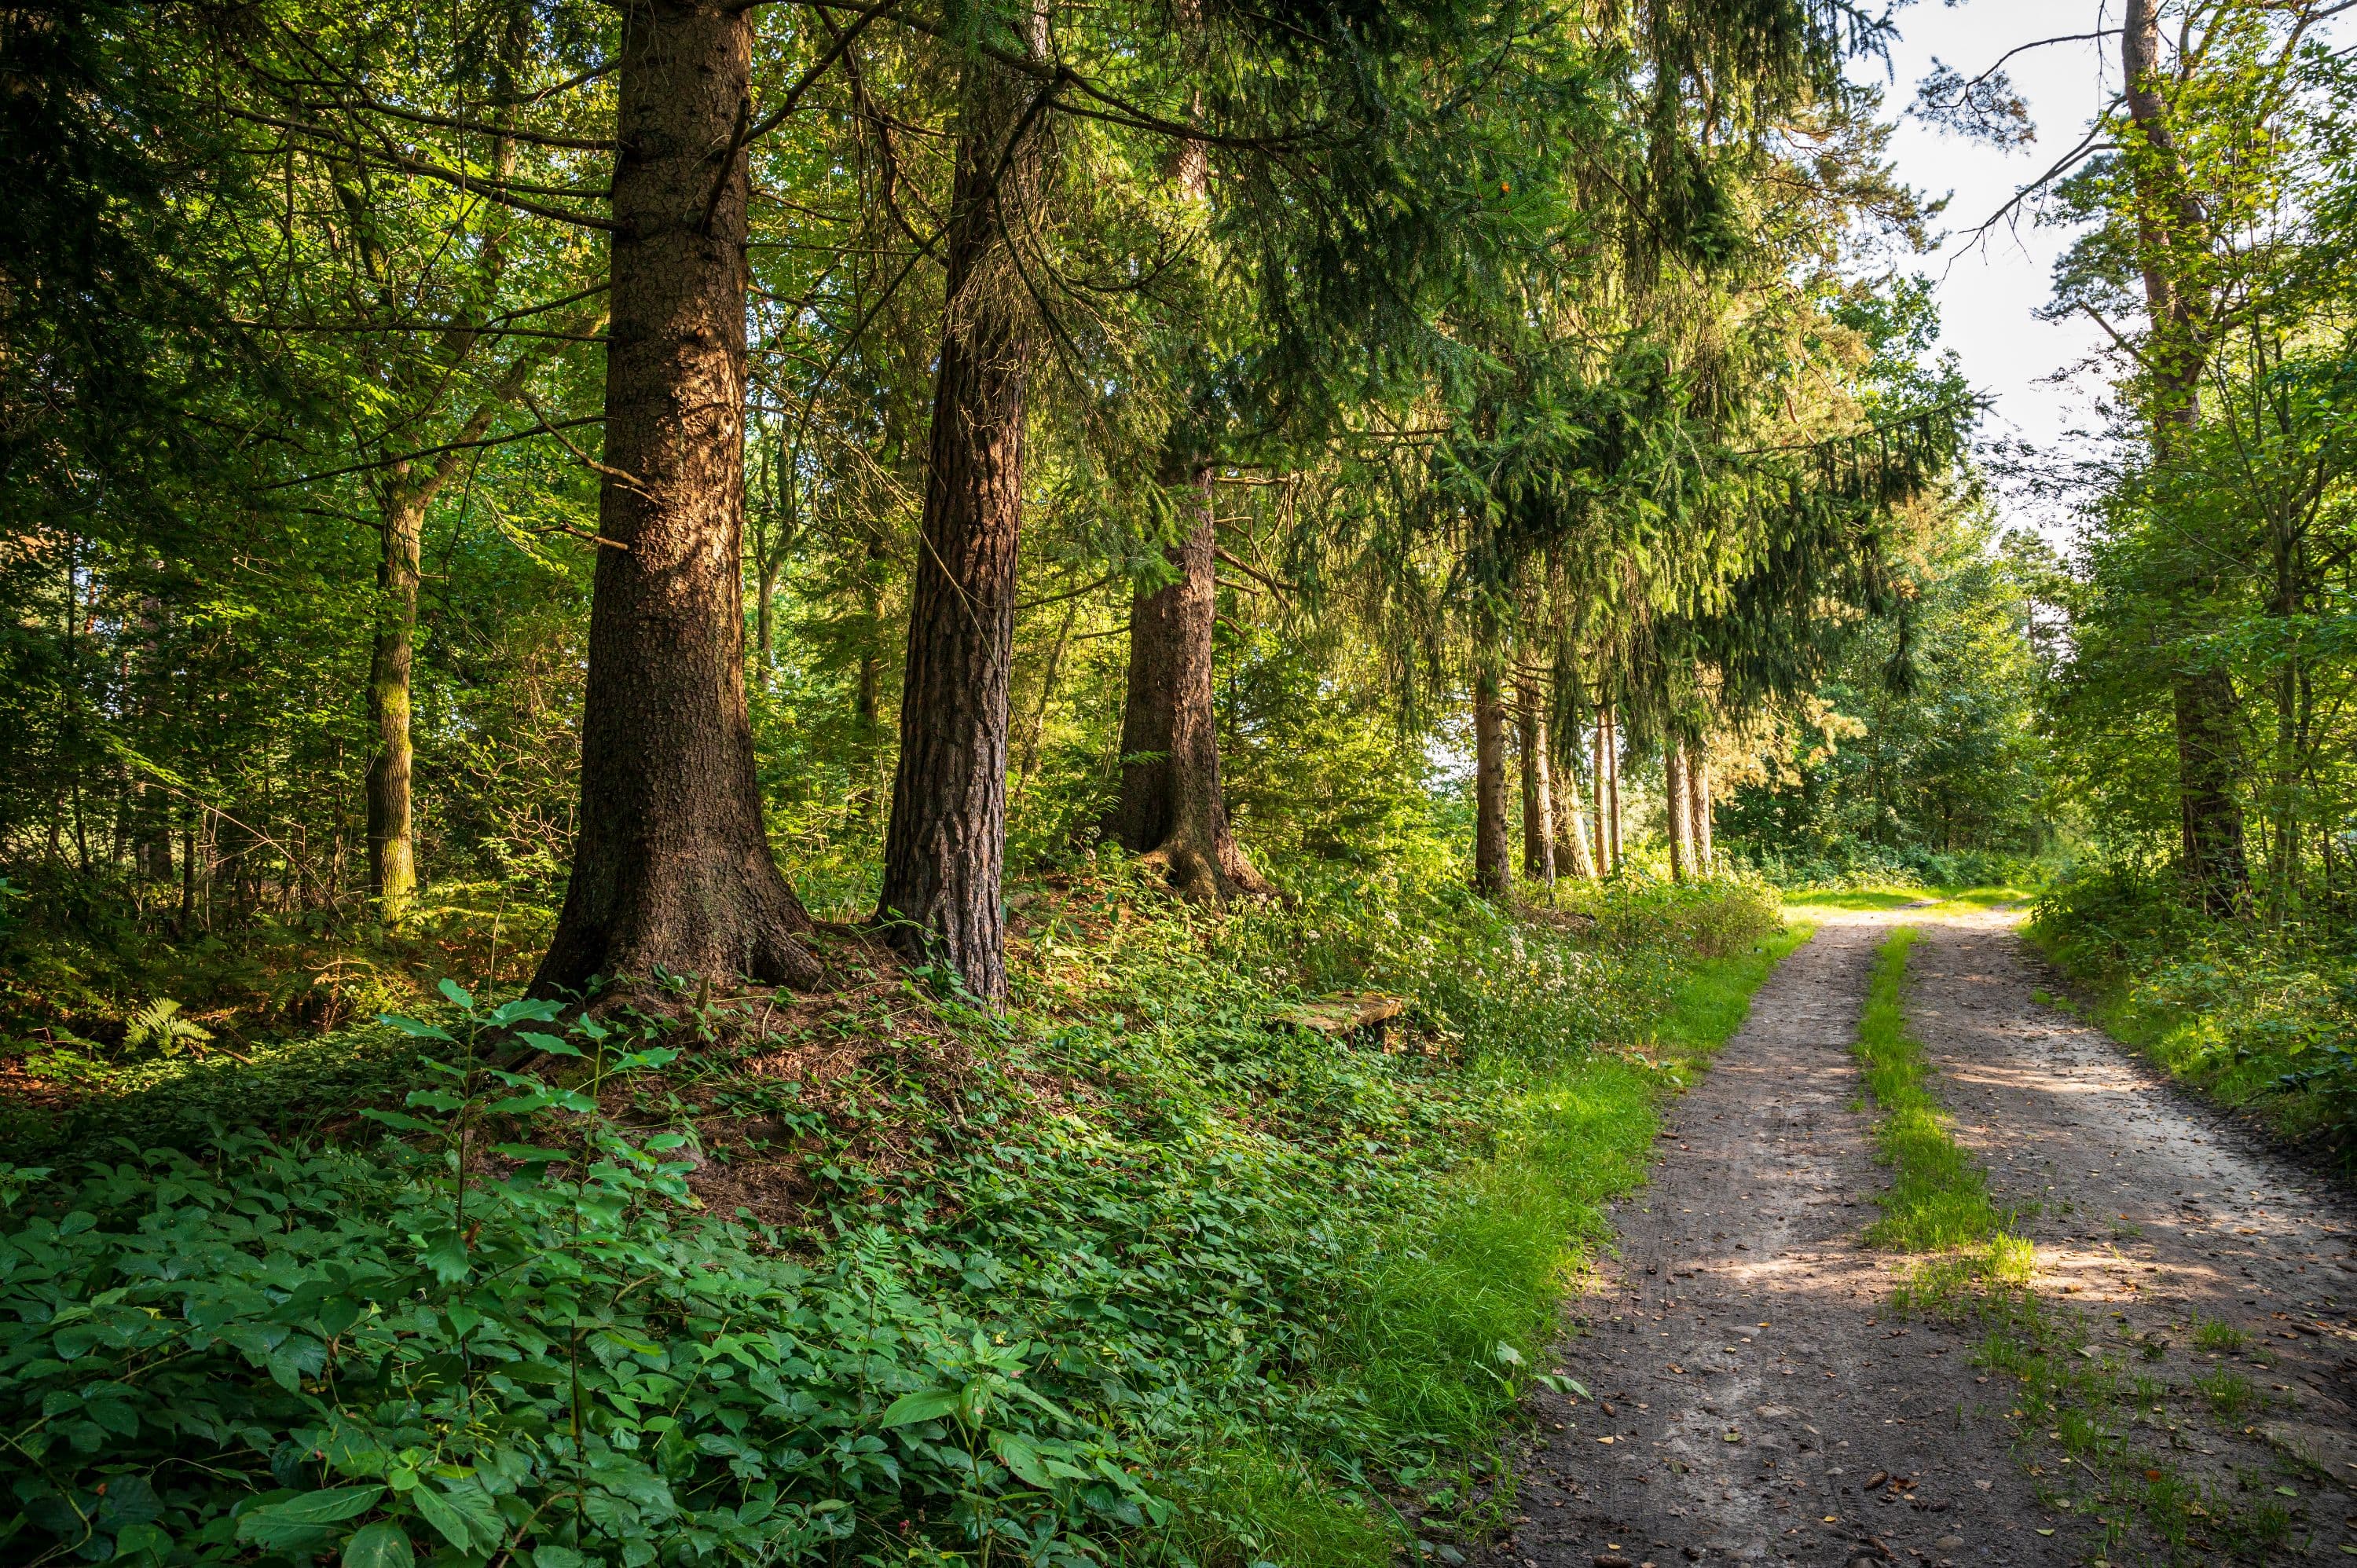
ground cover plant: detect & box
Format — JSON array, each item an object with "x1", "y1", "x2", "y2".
[{"x1": 0, "y1": 861, "x2": 1788, "y2": 1566}]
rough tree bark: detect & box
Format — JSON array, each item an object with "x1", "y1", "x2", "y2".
[
  {"x1": 875, "y1": 16, "x2": 1049, "y2": 1000},
  {"x1": 1473, "y1": 660, "x2": 1512, "y2": 897},
  {"x1": 1516, "y1": 680, "x2": 1556, "y2": 888},
  {"x1": 1107, "y1": 49, "x2": 1267, "y2": 907},
  {"x1": 2121, "y1": 0, "x2": 2249, "y2": 915},
  {"x1": 533, "y1": 0, "x2": 822, "y2": 998},
  {"x1": 1109, "y1": 468, "x2": 1274, "y2": 902},
  {"x1": 1665, "y1": 740, "x2": 1691, "y2": 883}
]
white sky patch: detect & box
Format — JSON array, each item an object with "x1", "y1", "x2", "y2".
[{"x1": 1853, "y1": 0, "x2": 2119, "y2": 535}]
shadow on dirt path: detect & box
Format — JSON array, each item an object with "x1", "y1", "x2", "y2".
[
  {"x1": 1506, "y1": 905, "x2": 2357, "y2": 1568},
  {"x1": 1912, "y1": 910, "x2": 2357, "y2": 1542}
]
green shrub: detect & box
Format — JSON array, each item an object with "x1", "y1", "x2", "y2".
[{"x1": 0, "y1": 870, "x2": 1790, "y2": 1565}]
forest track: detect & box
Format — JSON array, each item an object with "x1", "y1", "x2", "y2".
[{"x1": 1506, "y1": 907, "x2": 2357, "y2": 1568}]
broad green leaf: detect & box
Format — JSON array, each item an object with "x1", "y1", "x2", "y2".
[
  {"x1": 236, "y1": 1486, "x2": 385, "y2": 1548},
  {"x1": 437, "y1": 979, "x2": 476, "y2": 1010},
  {"x1": 989, "y1": 1431, "x2": 1053, "y2": 1489},
  {"x1": 410, "y1": 1480, "x2": 502, "y2": 1554},
  {"x1": 878, "y1": 1389, "x2": 959, "y2": 1427},
  {"x1": 343, "y1": 1521, "x2": 416, "y2": 1568}
]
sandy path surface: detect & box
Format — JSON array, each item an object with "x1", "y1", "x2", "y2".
[{"x1": 1503, "y1": 907, "x2": 2357, "y2": 1568}]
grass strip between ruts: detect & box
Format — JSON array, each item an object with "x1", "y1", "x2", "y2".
[
  {"x1": 1171, "y1": 920, "x2": 1816, "y2": 1567},
  {"x1": 1856, "y1": 926, "x2": 2296, "y2": 1565}
]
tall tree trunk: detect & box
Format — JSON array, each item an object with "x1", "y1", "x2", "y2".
[
  {"x1": 1591, "y1": 702, "x2": 1609, "y2": 874},
  {"x1": 533, "y1": 0, "x2": 821, "y2": 999},
  {"x1": 1111, "y1": 470, "x2": 1273, "y2": 903},
  {"x1": 1472, "y1": 659, "x2": 1512, "y2": 897},
  {"x1": 1666, "y1": 739, "x2": 1690, "y2": 883},
  {"x1": 1688, "y1": 750, "x2": 1714, "y2": 875},
  {"x1": 1516, "y1": 680, "x2": 1555, "y2": 888},
  {"x1": 876, "y1": 18, "x2": 1049, "y2": 1000},
  {"x1": 365, "y1": 489, "x2": 425, "y2": 911},
  {"x1": 1554, "y1": 717, "x2": 1597, "y2": 881},
  {"x1": 365, "y1": 339, "x2": 588, "y2": 915},
  {"x1": 1605, "y1": 705, "x2": 1622, "y2": 870},
  {"x1": 2175, "y1": 667, "x2": 2249, "y2": 916},
  {"x1": 1106, "y1": 57, "x2": 1264, "y2": 907},
  {"x1": 2122, "y1": 0, "x2": 2248, "y2": 916}
]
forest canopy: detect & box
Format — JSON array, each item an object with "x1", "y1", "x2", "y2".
[{"x1": 2, "y1": 0, "x2": 1976, "y2": 1020}]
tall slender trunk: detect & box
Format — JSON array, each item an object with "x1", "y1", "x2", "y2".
[
  {"x1": 1666, "y1": 740, "x2": 1690, "y2": 883},
  {"x1": 1555, "y1": 717, "x2": 1597, "y2": 881},
  {"x1": 1605, "y1": 705, "x2": 1622, "y2": 870},
  {"x1": 877, "y1": 16, "x2": 1049, "y2": 999},
  {"x1": 365, "y1": 337, "x2": 589, "y2": 915},
  {"x1": 2175, "y1": 668, "x2": 2248, "y2": 915},
  {"x1": 533, "y1": 0, "x2": 820, "y2": 998},
  {"x1": 1110, "y1": 467, "x2": 1272, "y2": 901},
  {"x1": 1516, "y1": 680, "x2": 1555, "y2": 888},
  {"x1": 365, "y1": 489, "x2": 425, "y2": 910},
  {"x1": 1014, "y1": 600, "x2": 1077, "y2": 806},
  {"x1": 1472, "y1": 659, "x2": 1512, "y2": 897},
  {"x1": 1688, "y1": 750, "x2": 1714, "y2": 875},
  {"x1": 1591, "y1": 703, "x2": 1608, "y2": 874},
  {"x1": 2123, "y1": 0, "x2": 2247, "y2": 916}
]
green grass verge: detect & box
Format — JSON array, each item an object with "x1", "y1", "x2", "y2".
[
  {"x1": 1853, "y1": 928, "x2": 2015, "y2": 1252},
  {"x1": 1855, "y1": 929, "x2": 2294, "y2": 1563},
  {"x1": 1186, "y1": 920, "x2": 1814, "y2": 1563}
]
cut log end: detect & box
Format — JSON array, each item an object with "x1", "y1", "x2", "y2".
[{"x1": 1270, "y1": 991, "x2": 1409, "y2": 1039}]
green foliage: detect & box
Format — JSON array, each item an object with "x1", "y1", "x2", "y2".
[
  {"x1": 1722, "y1": 506, "x2": 2057, "y2": 883},
  {"x1": 0, "y1": 870, "x2": 1785, "y2": 1566}
]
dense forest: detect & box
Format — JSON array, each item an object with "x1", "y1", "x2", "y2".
[{"x1": 2, "y1": 0, "x2": 2352, "y2": 1560}]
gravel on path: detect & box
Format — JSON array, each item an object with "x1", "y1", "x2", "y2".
[
  {"x1": 1911, "y1": 910, "x2": 2357, "y2": 1548},
  {"x1": 1504, "y1": 903, "x2": 2357, "y2": 1568}
]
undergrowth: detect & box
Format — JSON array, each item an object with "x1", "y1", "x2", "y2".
[{"x1": 0, "y1": 859, "x2": 1791, "y2": 1566}]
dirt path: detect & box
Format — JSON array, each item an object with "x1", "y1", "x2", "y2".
[{"x1": 1506, "y1": 907, "x2": 2357, "y2": 1568}]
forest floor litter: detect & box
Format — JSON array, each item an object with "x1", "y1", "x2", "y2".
[{"x1": 1510, "y1": 904, "x2": 2357, "y2": 1568}]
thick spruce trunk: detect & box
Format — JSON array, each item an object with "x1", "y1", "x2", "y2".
[
  {"x1": 1111, "y1": 469, "x2": 1272, "y2": 903},
  {"x1": 1516, "y1": 681, "x2": 1556, "y2": 886},
  {"x1": 533, "y1": 0, "x2": 820, "y2": 998},
  {"x1": 1473, "y1": 661, "x2": 1512, "y2": 897},
  {"x1": 875, "y1": 31, "x2": 1047, "y2": 1000}
]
